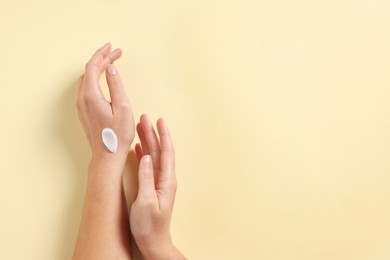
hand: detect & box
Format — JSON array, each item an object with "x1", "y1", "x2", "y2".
[
  {"x1": 76, "y1": 43, "x2": 135, "y2": 161},
  {"x1": 130, "y1": 115, "x2": 185, "y2": 260},
  {"x1": 73, "y1": 43, "x2": 133, "y2": 260}
]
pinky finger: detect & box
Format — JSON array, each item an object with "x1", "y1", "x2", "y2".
[{"x1": 135, "y1": 143, "x2": 144, "y2": 163}]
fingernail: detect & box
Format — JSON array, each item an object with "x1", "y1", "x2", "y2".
[
  {"x1": 107, "y1": 65, "x2": 117, "y2": 75},
  {"x1": 143, "y1": 155, "x2": 152, "y2": 167}
]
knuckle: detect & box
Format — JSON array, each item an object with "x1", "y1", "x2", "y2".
[
  {"x1": 165, "y1": 147, "x2": 175, "y2": 158},
  {"x1": 118, "y1": 100, "x2": 130, "y2": 109},
  {"x1": 150, "y1": 148, "x2": 160, "y2": 154},
  {"x1": 83, "y1": 92, "x2": 96, "y2": 106},
  {"x1": 164, "y1": 144, "x2": 175, "y2": 153}
]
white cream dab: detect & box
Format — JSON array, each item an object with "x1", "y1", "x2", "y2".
[{"x1": 102, "y1": 128, "x2": 118, "y2": 153}]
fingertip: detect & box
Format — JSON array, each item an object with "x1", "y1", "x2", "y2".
[
  {"x1": 99, "y1": 42, "x2": 112, "y2": 55},
  {"x1": 136, "y1": 122, "x2": 143, "y2": 134},
  {"x1": 157, "y1": 117, "x2": 169, "y2": 134},
  {"x1": 102, "y1": 42, "x2": 111, "y2": 49},
  {"x1": 136, "y1": 123, "x2": 147, "y2": 141},
  {"x1": 140, "y1": 113, "x2": 148, "y2": 122},
  {"x1": 112, "y1": 47, "x2": 122, "y2": 53},
  {"x1": 109, "y1": 48, "x2": 122, "y2": 63},
  {"x1": 137, "y1": 122, "x2": 151, "y2": 155},
  {"x1": 157, "y1": 117, "x2": 165, "y2": 127},
  {"x1": 140, "y1": 114, "x2": 153, "y2": 129},
  {"x1": 86, "y1": 42, "x2": 112, "y2": 73}
]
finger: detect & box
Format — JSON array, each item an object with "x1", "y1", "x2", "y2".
[
  {"x1": 84, "y1": 42, "x2": 112, "y2": 87},
  {"x1": 156, "y1": 118, "x2": 177, "y2": 211},
  {"x1": 109, "y1": 48, "x2": 122, "y2": 64},
  {"x1": 105, "y1": 64, "x2": 130, "y2": 113},
  {"x1": 157, "y1": 118, "x2": 175, "y2": 175},
  {"x1": 156, "y1": 118, "x2": 177, "y2": 203},
  {"x1": 140, "y1": 114, "x2": 161, "y2": 173},
  {"x1": 135, "y1": 143, "x2": 144, "y2": 163},
  {"x1": 99, "y1": 48, "x2": 123, "y2": 71},
  {"x1": 137, "y1": 155, "x2": 158, "y2": 201},
  {"x1": 137, "y1": 122, "x2": 150, "y2": 155}
]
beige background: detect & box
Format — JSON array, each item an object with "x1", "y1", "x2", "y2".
[{"x1": 1, "y1": 0, "x2": 390, "y2": 259}]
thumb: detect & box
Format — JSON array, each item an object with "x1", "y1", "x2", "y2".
[
  {"x1": 137, "y1": 155, "x2": 157, "y2": 200},
  {"x1": 106, "y1": 64, "x2": 128, "y2": 111}
]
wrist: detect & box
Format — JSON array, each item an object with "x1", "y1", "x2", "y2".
[
  {"x1": 138, "y1": 239, "x2": 184, "y2": 260},
  {"x1": 90, "y1": 151, "x2": 127, "y2": 165},
  {"x1": 88, "y1": 151, "x2": 128, "y2": 177}
]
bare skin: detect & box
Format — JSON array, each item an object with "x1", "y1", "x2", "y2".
[
  {"x1": 132, "y1": 115, "x2": 186, "y2": 260},
  {"x1": 73, "y1": 43, "x2": 134, "y2": 260},
  {"x1": 73, "y1": 43, "x2": 185, "y2": 259}
]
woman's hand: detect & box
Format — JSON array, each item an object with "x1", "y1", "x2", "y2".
[
  {"x1": 76, "y1": 43, "x2": 135, "y2": 162},
  {"x1": 73, "y1": 43, "x2": 134, "y2": 260},
  {"x1": 130, "y1": 115, "x2": 186, "y2": 260}
]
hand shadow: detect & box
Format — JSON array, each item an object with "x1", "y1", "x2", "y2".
[{"x1": 54, "y1": 77, "x2": 90, "y2": 260}]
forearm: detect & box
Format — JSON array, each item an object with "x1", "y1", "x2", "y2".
[{"x1": 73, "y1": 156, "x2": 132, "y2": 260}]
